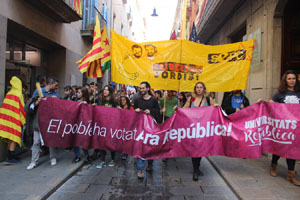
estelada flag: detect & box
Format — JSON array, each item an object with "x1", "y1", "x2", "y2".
[
  {"x1": 0, "y1": 76, "x2": 26, "y2": 146},
  {"x1": 77, "y1": 16, "x2": 111, "y2": 78},
  {"x1": 100, "y1": 24, "x2": 111, "y2": 72}
]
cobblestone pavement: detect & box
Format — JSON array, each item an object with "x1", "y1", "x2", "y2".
[{"x1": 47, "y1": 155, "x2": 238, "y2": 200}]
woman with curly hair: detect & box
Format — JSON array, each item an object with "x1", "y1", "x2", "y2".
[{"x1": 263, "y1": 70, "x2": 300, "y2": 186}]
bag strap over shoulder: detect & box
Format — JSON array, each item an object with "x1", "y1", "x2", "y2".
[{"x1": 206, "y1": 96, "x2": 211, "y2": 106}]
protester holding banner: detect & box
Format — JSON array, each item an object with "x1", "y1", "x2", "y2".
[
  {"x1": 26, "y1": 77, "x2": 60, "y2": 170},
  {"x1": 184, "y1": 82, "x2": 217, "y2": 181},
  {"x1": 134, "y1": 81, "x2": 162, "y2": 178},
  {"x1": 222, "y1": 90, "x2": 250, "y2": 115},
  {"x1": 118, "y1": 96, "x2": 133, "y2": 160},
  {"x1": 63, "y1": 86, "x2": 77, "y2": 101},
  {"x1": 266, "y1": 70, "x2": 300, "y2": 186},
  {"x1": 119, "y1": 96, "x2": 133, "y2": 111},
  {"x1": 72, "y1": 87, "x2": 92, "y2": 164},
  {"x1": 96, "y1": 85, "x2": 117, "y2": 169}
]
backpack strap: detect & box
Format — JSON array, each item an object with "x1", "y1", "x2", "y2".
[{"x1": 206, "y1": 96, "x2": 211, "y2": 106}]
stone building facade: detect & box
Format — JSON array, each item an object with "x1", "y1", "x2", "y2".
[{"x1": 195, "y1": 0, "x2": 300, "y2": 104}]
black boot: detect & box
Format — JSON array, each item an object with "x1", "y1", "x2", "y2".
[
  {"x1": 91, "y1": 150, "x2": 99, "y2": 161},
  {"x1": 85, "y1": 156, "x2": 92, "y2": 164},
  {"x1": 193, "y1": 172, "x2": 198, "y2": 181},
  {"x1": 197, "y1": 169, "x2": 204, "y2": 176}
]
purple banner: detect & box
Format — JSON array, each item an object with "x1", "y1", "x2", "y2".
[{"x1": 38, "y1": 98, "x2": 300, "y2": 160}]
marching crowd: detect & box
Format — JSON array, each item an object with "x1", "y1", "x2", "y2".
[{"x1": 1, "y1": 70, "x2": 300, "y2": 186}]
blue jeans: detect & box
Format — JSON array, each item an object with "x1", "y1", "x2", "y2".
[
  {"x1": 137, "y1": 158, "x2": 153, "y2": 170},
  {"x1": 73, "y1": 147, "x2": 89, "y2": 157}
]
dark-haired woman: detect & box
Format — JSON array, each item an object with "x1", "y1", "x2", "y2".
[
  {"x1": 118, "y1": 96, "x2": 133, "y2": 160},
  {"x1": 96, "y1": 85, "x2": 117, "y2": 169},
  {"x1": 63, "y1": 86, "x2": 76, "y2": 152},
  {"x1": 72, "y1": 87, "x2": 92, "y2": 164},
  {"x1": 184, "y1": 82, "x2": 218, "y2": 181},
  {"x1": 178, "y1": 92, "x2": 187, "y2": 108},
  {"x1": 261, "y1": 70, "x2": 300, "y2": 186},
  {"x1": 64, "y1": 85, "x2": 77, "y2": 101},
  {"x1": 119, "y1": 96, "x2": 134, "y2": 110}
]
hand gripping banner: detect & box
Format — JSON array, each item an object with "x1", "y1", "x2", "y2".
[
  {"x1": 111, "y1": 30, "x2": 254, "y2": 92},
  {"x1": 39, "y1": 98, "x2": 300, "y2": 160}
]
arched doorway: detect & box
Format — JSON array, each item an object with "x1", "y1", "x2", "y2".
[{"x1": 281, "y1": 0, "x2": 300, "y2": 75}]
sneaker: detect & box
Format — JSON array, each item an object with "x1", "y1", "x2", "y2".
[
  {"x1": 108, "y1": 160, "x2": 115, "y2": 167},
  {"x1": 137, "y1": 170, "x2": 144, "y2": 179},
  {"x1": 26, "y1": 162, "x2": 37, "y2": 170},
  {"x1": 96, "y1": 161, "x2": 106, "y2": 169},
  {"x1": 72, "y1": 157, "x2": 81, "y2": 163},
  {"x1": 4, "y1": 159, "x2": 20, "y2": 165},
  {"x1": 50, "y1": 158, "x2": 57, "y2": 166}
]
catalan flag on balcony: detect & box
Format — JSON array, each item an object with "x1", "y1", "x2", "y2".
[
  {"x1": 0, "y1": 76, "x2": 26, "y2": 147},
  {"x1": 77, "y1": 16, "x2": 111, "y2": 78},
  {"x1": 73, "y1": 0, "x2": 82, "y2": 15}
]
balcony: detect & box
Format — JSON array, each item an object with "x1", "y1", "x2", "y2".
[
  {"x1": 24, "y1": 0, "x2": 82, "y2": 23},
  {"x1": 80, "y1": 4, "x2": 107, "y2": 42},
  {"x1": 197, "y1": 0, "x2": 246, "y2": 43}
]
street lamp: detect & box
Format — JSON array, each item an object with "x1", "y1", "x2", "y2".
[{"x1": 151, "y1": 7, "x2": 158, "y2": 16}]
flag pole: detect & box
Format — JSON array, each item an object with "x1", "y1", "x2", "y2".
[
  {"x1": 94, "y1": 79, "x2": 97, "y2": 104},
  {"x1": 162, "y1": 92, "x2": 167, "y2": 123}
]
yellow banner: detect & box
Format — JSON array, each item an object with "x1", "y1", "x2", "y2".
[{"x1": 111, "y1": 30, "x2": 254, "y2": 92}]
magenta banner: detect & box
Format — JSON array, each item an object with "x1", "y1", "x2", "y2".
[{"x1": 38, "y1": 98, "x2": 300, "y2": 160}]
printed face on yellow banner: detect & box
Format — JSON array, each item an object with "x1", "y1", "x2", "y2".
[{"x1": 111, "y1": 30, "x2": 254, "y2": 92}]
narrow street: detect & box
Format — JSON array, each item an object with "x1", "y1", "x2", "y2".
[
  {"x1": 47, "y1": 155, "x2": 238, "y2": 200},
  {"x1": 1, "y1": 150, "x2": 300, "y2": 199},
  {"x1": 1, "y1": 1, "x2": 300, "y2": 200}
]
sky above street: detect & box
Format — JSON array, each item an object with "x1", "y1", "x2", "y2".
[{"x1": 139, "y1": 0, "x2": 178, "y2": 42}]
